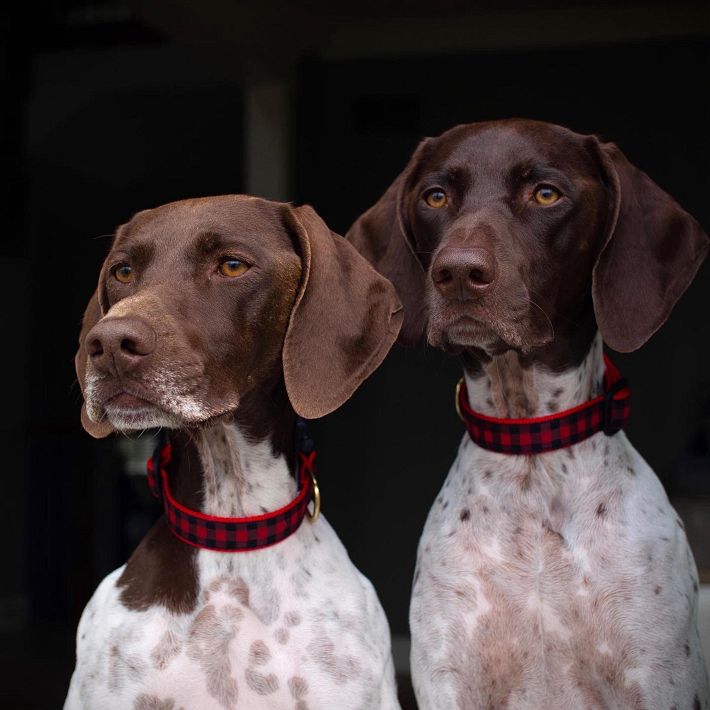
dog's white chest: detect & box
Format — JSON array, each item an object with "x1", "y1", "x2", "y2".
[
  {"x1": 65, "y1": 518, "x2": 398, "y2": 710},
  {"x1": 410, "y1": 434, "x2": 708, "y2": 709}
]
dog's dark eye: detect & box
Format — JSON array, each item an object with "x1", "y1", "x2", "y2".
[
  {"x1": 533, "y1": 185, "x2": 561, "y2": 205},
  {"x1": 113, "y1": 264, "x2": 134, "y2": 284},
  {"x1": 219, "y1": 258, "x2": 249, "y2": 278},
  {"x1": 423, "y1": 189, "x2": 448, "y2": 209}
]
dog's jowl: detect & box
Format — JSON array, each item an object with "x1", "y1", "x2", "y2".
[
  {"x1": 348, "y1": 119, "x2": 710, "y2": 709},
  {"x1": 66, "y1": 196, "x2": 403, "y2": 710}
]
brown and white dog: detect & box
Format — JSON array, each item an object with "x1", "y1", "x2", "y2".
[
  {"x1": 347, "y1": 119, "x2": 710, "y2": 708},
  {"x1": 66, "y1": 196, "x2": 403, "y2": 709}
]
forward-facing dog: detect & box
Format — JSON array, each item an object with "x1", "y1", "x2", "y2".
[
  {"x1": 348, "y1": 119, "x2": 710, "y2": 708},
  {"x1": 66, "y1": 196, "x2": 403, "y2": 709}
]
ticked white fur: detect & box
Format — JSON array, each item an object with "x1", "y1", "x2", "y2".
[
  {"x1": 410, "y1": 335, "x2": 709, "y2": 709},
  {"x1": 65, "y1": 422, "x2": 400, "y2": 710}
]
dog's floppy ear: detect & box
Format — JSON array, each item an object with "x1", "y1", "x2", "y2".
[
  {"x1": 591, "y1": 139, "x2": 709, "y2": 352},
  {"x1": 346, "y1": 140, "x2": 431, "y2": 346},
  {"x1": 282, "y1": 204, "x2": 403, "y2": 419},
  {"x1": 75, "y1": 281, "x2": 114, "y2": 438}
]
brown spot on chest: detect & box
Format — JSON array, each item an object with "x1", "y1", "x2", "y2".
[
  {"x1": 118, "y1": 438, "x2": 203, "y2": 614},
  {"x1": 288, "y1": 676, "x2": 309, "y2": 699},
  {"x1": 228, "y1": 577, "x2": 250, "y2": 607},
  {"x1": 186, "y1": 604, "x2": 240, "y2": 707},
  {"x1": 249, "y1": 640, "x2": 271, "y2": 666},
  {"x1": 285, "y1": 611, "x2": 302, "y2": 627},
  {"x1": 133, "y1": 695, "x2": 181, "y2": 710},
  {"x1": 245, "y1": 668, "x2": 279, "y2": 695},
  {"x1": 150, "y1": 630, "x2": 182, "y2": 670},
  {"x1": 118, "y1": 519, "x2": 198, "y2": 614},
  {"x1": 307, "y1": 634, "x2": 362, "y2": 684}
]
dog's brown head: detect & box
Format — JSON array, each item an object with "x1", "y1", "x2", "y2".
[
  {"x1": 76, "y1": 196, "x2": 402, "y2": 438},
  {"x1": 347, "y1": 119, "x2": 708, "y2": 364}
]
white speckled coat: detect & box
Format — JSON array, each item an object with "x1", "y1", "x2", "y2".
[
  {"x1": 344, "y1": 118, "x2": 710, "y2": 709},
  {"x1": 65, "y1": 424, "x2": 400, "y2": 710},
  {"x1": 410, "y1": 338, "x2": 709, "y2": 709}
]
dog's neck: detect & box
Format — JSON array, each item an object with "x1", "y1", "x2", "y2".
[
  {"x1": 463, "y1": 332, "x2": 605, "y2": 418},
  {"x1": 169, "y1": 385, "x2": 299, "y2": 519},
  {"x1": 194, "y1": 420, "x2": 297, "y2": 518},
  {"x1": 116, "y1": 389, "x2": 298, "y2": 613}
]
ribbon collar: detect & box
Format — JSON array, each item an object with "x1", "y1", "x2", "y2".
[
  {"x1": 456, "y1": 354, "x2": 630, "y2": 455},
  {"x1": 146, "y1": 419, "x2": 320, "y2": 552}
]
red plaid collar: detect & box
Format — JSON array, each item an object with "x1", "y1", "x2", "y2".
[
  {"x1": 456, "y1": 355, "x2": 630, "y2": 455},
  {"x1": 146, "y1": 422, "x2": 320, "y2": 552}
]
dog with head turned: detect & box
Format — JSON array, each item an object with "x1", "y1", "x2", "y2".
[
  {"x1": 66, "y1": 195, "x2": 403, "y2": 710},
  {"x1": 347, "y1": 119, "x2": 710, "y2": 709}
]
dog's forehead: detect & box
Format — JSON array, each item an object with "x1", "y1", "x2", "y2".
[
  {"x1": 426, "y1": 120, "x2": 594, "y2": 177},
  {"x1": 115, "y1": 195, "x2": 293, "y2": 251}
]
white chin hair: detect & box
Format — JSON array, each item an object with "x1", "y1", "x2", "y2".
[{"x1": 105, "y1": 406, "x2": 183, "y2": 432}]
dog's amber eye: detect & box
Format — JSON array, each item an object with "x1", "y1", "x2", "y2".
[
  {"x1": 219, "y1": 258, "x2": 249, "y2": 278},
  {"x1": 113, "y1": 264, "x2": 134, "y2": 284},
  {"x1": 424, "y1": 189, "x2": 448, "y2": 209},
  {"x1": 533, "y1": 185, "x2": 561, "y2": 205}
]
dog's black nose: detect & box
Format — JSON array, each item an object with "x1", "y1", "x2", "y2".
[
  {"x1": 87, "y1": 317, "x2": 156, "y2": 374},
  {"x1": 431, "y1": 246, "x2": 496, "y2": 299}
]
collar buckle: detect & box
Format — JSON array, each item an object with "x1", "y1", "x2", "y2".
[
  {"x1": 455, "y1": 377, "x2": 465, "y2": 422},
  {"x1": 307, "y1": 469, "x2": 321, "y2": 523}
]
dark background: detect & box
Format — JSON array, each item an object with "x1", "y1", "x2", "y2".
[{"x1": 2, "y1": 2, "x2": 709, "y2": 708}]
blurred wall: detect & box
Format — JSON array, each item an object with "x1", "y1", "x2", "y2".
[{"x1": 24, "y1": 40, "x2": 244, "y2": 626}]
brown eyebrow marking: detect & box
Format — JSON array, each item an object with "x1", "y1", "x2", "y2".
[
  {"x1": 195, "y1": 231, "x2": 226, "y2": 255},
  {"x1": 109, "y1": 241, "x2": 155, "y2": 270},
  {"x1": 519, "y1": 163, "x2": 534, "y2": 180}
]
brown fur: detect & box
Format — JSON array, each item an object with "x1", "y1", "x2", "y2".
[
  {"x1": 347, "y1": 118, "x2": 708, "y2": 362},
  {"x1": 74, "y1": 196, "x2": 402, "y2": 614}
]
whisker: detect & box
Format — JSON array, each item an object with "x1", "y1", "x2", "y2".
[{"x1": 525, "y1": 297, "x2": 555, "y2": 341}]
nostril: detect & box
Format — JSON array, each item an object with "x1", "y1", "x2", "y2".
[
  {"x1": 87, "y1": 337, "x2": 104, "y2": 358},
  {"x1": 120, "y1": 337, "x2": 151, "y2": 357},
  {"x1": 434, "y1": 268, "x2": 453, "y2": 285},
  {"x1": 469, "y1": 268, "x2": 492, "y2": 286},
  {"x1": 121, "y1": 338, "x2": 137, "y2": 355}
]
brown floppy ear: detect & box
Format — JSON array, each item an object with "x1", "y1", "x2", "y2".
[
  {"x1": 75, "y1": 283, "x2": 114, "y2": 438},
  {"x1": 591, "y1": 140, "x2": 709, "y2": 352},
  {"x1": 346, "y1": 139, "x2": 431, "y2": 346},
  {"x1": 283, "y1": 204, "x2": 403, "y2": 419}
]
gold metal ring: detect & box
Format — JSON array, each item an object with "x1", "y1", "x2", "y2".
[
  {"x1": 455, "y1": 377, "x2": 465, "y2": 422},
  {"x1": 307, "y1": 471, "x2": 321, "y2": 523}
]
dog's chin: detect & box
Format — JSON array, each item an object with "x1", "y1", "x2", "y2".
[
  {"x1": 87, "y1": 388, "x2": 239, "y2": 434},
  {"x1": 428, "y1": 314, "x2": 550, "y2": 356},
  {"x1": 103, "y1": 402, "x2": 184, "y2": 431}
]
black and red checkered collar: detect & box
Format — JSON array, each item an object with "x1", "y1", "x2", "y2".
[
  {"x1": 456, "y1": 354, "x2": 630, "y2": 455},
  {"x1": 146, "y1": 419, "x2": 320, "y2": 552}
]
